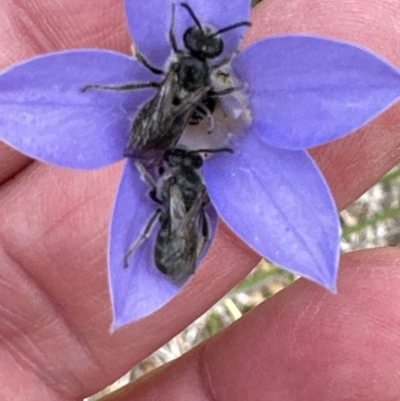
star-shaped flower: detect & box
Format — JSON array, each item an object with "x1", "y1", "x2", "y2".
[{"x1": 1, "y1": 0, "x2": 400, "y2": 328}]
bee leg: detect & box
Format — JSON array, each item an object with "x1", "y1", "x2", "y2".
[
  {"x1": 80, "y1": 81, "x2": 160, "y2": 93},
  {"x1": 149, "y1": 189, "x2": 162, "y2": 205},
  {"x1": 135, "y1": 160, "x2": 163, "y2": 204},
  {"x1": 135, "y1": 48, "x2": 164, "y2": 75},
  {"x1": 134, "y1": 160, "x2": 157, "y2": 189},
  {"x1": 124, "y1": 209, "x2": 162, "y2": 267},
  {"x1": 193, "y1": 103, "x2": 215, "y2": 134},
  {"x1": 208, "y1": 86, "x2": 240, "y2": 97}
]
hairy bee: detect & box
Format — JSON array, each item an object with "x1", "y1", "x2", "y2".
[
  {"x1": 124, "y1": 147, "x2": 233, "y2": 284},
  {"x1": 81, "y1": 3, "x2": 249, "y2": 164}
]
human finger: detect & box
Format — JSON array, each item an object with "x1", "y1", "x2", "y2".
[
  {"x1": 0, "y1": 0, "x2": 131, "y2": 181},
  {"x1": 101, "y1": 247, "x2": 400, "y2": 401}
]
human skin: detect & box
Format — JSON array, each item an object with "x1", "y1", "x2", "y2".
[{"x1": 1, "y1": 0, "x2": 400, "y2": 400}]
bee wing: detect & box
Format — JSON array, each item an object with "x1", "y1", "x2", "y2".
[
  {"x1": 195, "y1": 207, "x2": 211, "y2": 258},
  {"x1": 155, "y1": 184, "x2": 198, "y2": 283},
  {"x1": 124, "y1": 73, "x2": 179, "y2": 156},
  {"x1": 158, "y1": 68, "x2": 211, "y2": 115},
  {"x1": 190, "y1": 189, "x2": 211, "y2": 258},
  {"x1": 157, "y1": 187, "x2": 210, "y2": 285},
  {"x1": 167, "y1": 183, "x2": 187, "y2": 232},
  {"x1": 125, "y1": 69, "x2": 210, "y2": 158},
  {"x1": 173, "y1": 188, "x2": 209, "y2": 255}
]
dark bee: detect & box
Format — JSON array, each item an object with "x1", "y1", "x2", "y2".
[
  {"x1": 124, "y1": 147, "x2": 233, "y2": 284},
  {"x1": 189, "y1": 93, "x2": 219, "y2": 126},
  {"x1": 81, "y1": 3, "x2": 250, "y2": 163}
]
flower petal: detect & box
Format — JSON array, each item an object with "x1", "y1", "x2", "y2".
[
  {"x1": 232, "y1": 35, "x2": 400, "y2": 149},
  {"x1": 0, "y1": 50, "x2": 156, "y2": 168},
  {"x1": 125, "y1": 0, "x2": 250, "y2": 68},
  {"x1": 203, "y1": 131, "x2": 340, "y2": 289},
  {"x1": 109, "y1": 160, "x2": 217, "y2": 327}
]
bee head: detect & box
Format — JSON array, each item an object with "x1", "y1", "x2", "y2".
[
  {"x1": 183, "y1": 26, "x2": 223, "y2": 60},
  {"x1": 180, "y1": 3, "x2": 251, "y2": 60}
]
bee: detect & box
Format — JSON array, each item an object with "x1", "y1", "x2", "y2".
[
  {"x1": 124, "y1": 147, "x2": 233, "y2": 284},
  {"x1": 81, "y1": 3, "x2": 250, "y2": 164}
]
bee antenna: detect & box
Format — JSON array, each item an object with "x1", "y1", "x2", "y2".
[
  {"x1": 211, "y1": 21, "x2": 251, "y2": 37},
  {"x1": 180, "y1": 3, "x2": 204, "y2": 32}
]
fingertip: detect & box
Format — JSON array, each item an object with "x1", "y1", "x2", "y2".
[{"x1": 105, "y1": 248, "x2": 400, "y2": 401}]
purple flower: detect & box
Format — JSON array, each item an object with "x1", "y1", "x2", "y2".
[{"x1": 1, "y1": 0, "x2": 400, "y2": 328}]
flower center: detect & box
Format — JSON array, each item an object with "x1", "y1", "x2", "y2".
[{"x1": 178, "y1": 61, "x2": 251, "y2": 152}]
